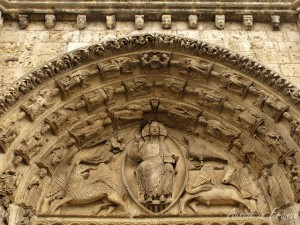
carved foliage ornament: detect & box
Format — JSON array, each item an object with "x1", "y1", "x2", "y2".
[{"x1": 0, "y1": 34, "x2": 299, "y2": 116}]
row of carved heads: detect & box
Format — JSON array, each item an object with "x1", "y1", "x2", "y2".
[{"x1": 15, "y1": 13, "x2": 281, "y2": 30}]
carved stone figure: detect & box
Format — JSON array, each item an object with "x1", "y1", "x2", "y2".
[
  {"x1": 158, "y1": 100, "x2": 201, "y2": 131},
  {"x1": 106, "y1": 15, "x2": 116, "y2": 29},
  {"x1": 98, "y1": 57, "x2": 139, "y2": 80},
  {"x1": 135, "y1": 15, "x2": 144, "y2": 30},
  {"x1": 259, "y1": 94, "x2": 289, "y2": 122},
  {"x1": 290, "y1": 120, "x2": 300, "y2": 145},
  {"x1": 128, "y1": 122, "x2": 177, "y2": 204},
  {"x1": 109, "y1": 102, "x2": 151, "y2": 126},
  {"x1": 16, "y1": 207, "x2": 35, "y2": 225},
  {"x1": 271, "y1": 15, "x2": 280, "y2": 30},
  {"x1": 215, "y1": 15, "x2": 225, "y2": 29},
  {"x1": 291, "y1": 166, "x2": 300, "y2": 202},
  {"x1": 56, "y1": 69, "x2": 94, "y2": 99},
  {"x1": 46, "y1": 163, "x2": 126, "y2": 214},
  {"x1": 122, "y1": 78, "x2": 153, "y2": 99},
  {"x1": 188, "y1": 15, "x2": 198, "y2": 29},
  {"x1": 45, "y1": 14, "x2": 56, "y2": 29},
  {"x1": 219, "y1": 70, "x2": 252, "y2": 98},
  {"x1": 179, "y1": 165, "x2": 258, "y2": 214},
  {"x1": 243, "y1": 15, "x2": 253, "y2": 30},
  {"x1": 36, "y1": 139, "x2": 76, "y2": 175},
  {"x1": 0, "y1": 121, "x2": 20, "y2": 153},
  {"x1": 170, "y1": 58, "x2": 213, "y2": 79},
  {"x1": 155, "y1": 78, "x2": 187, "y2": 99},
  {"x1": 197, "y1": 116, "x2": 241, "y2": 144},
  {"x1": 233, "y1": 105, "x2": 263, "y2": 135},
  {"x1": 184, "y1": 137, "x2": 227, "y2": 165},
  {"x1": 69, "y1": 113, "x2": 112, "y2": 147},
  {"x1": 21, "y1": 88, "x2": 60, "y2": 121},
  {"x1": 162, "y1": 15, "x2": 171, "y2": 29},
  {"x1": 264, "y1": 131, "x2": 295, "y2": 158},
  {"x1": 0, "y1": 196, "x2": 11, "y2": 225},
  {"x1": 140, "y1": 52, "x2": 170, "y2": 70},
  {"x1": 0, "y1": 155, "x2": 23, "y2": 195},
  {"x1": 23, "y1": 168, "x2": 47, "y2": 210},
  {"x1": 19, "y1": 14, "x2": 29, "y2": 29},
  {"x1": 186, "y1": 87, "x2": 226, "y2": 111},
  {"x1": 14, "y1": 133, "x2": 49, "y2": 165},
  {"x1": 259, "y1": 165, "x2": 293, "y2": 208},
  {"x1": 42, "y1": 107, "x2": 80, "y2": 135},
  {"x1": 77, "y1": 15, "x2": 86, "y2": 30},
  {"x1": 68, "y1": 86, "x2": 125, "y2": 112}
]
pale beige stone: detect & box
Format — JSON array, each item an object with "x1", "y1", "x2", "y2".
[
  {"x1": 281, "y1": 64, "x2": 300, "y2": 77},
  {"x1": 32, "y1": 43, "x2": 68, "y2": 54},
  {"x1": 278, "y1": 41, "x2": 300, "y2": 52}
]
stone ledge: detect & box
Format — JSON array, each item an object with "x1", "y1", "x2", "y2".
[{"x1": 36, "y1": 216, "x2": 273, "y2": 225}]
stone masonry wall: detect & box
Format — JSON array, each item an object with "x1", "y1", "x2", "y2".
[{"x1": 0, "y1": 20, "x2": 299, "y2": 92}]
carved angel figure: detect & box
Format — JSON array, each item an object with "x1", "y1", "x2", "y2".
[{"x1": 128, "y1": 122, "x2": 177, "y2": 203}]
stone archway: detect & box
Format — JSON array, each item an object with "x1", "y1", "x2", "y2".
[{"x1": 0, "y1": 34, "x2": 299, "y2": 225}]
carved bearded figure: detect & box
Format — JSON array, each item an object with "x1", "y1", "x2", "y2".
[{"x1": 128, "y1": 122, "x2": 176, "y2": 203}]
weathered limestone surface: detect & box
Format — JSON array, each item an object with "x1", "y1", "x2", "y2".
[{"x1": 0, "y1": 21, "x2": 299, "y2": 92}]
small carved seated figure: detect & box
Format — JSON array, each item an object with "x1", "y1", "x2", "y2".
[
  {"x1": 170, "y1": 58, "x2": 213, "y2": 78},
  {"x1": 0, "y1": 121, "x2": 20, "y2": 153},
  {"x1": 15, "y1": 133, "x2": 48, "y2": 164},
  {"x1": 128, "y1": 122, "x2": 177, "y2": 203},
  {"x1": 219, "y1": 70, "x2": 252, "y2": 97},
  {"x1": 21, "y1": 88, "x2": 60, "y2": 121},
  {"x1": 98, "y1": 57, "x2": 139, "y2": 79},
  {"x1": 198, "y1": 116, "x2": 241, "y2": 143},
  {"x1": 140, "y1": 52, "x2": 170, "y2": 70}
]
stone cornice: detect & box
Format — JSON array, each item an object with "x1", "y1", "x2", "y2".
[{"x1": 0, "y1": 0, "x2": 298, "y2": 21}]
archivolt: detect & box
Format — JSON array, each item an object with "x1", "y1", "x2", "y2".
[{"x1": 0, "y1": 34, "x2": 299, "y2": 224}]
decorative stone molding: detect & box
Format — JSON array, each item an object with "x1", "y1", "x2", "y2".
[
  {"x1": 188, "y1": 15, "x2": 198, "y2": 29},
  {"x1": 45, "y1": 14, "x2": 56, "y2": 29},
  {"x1": 271, "y1": 15, "x2": 281, "y2": 30},
  {"x1": 215, "y1": 14, "x2": 225, "y2": 29},
  {"x1": 162, "y1": 15, "x2": 171, "y2": 29},
  {"x1": 19, "y1": 14, "x2": 28, "y2": 29},
  {"x1": 135, "y1": 15, "x2": 144, "y2": 30},
  {"x1": 243, "y1": 15, "x2": 253, "y2": 30},
  {"x1": 0, "y1": 0, "x2": 297, "y2": 20},
  {"x1": 77, "y1": 14, "x2": 86, "y2": 30},
  {"x1": 0, "y1": 33, "x2": 299, "y2": 225}
]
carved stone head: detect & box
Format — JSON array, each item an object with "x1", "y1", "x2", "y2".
[
  {"x1": 215, "y1": 15, "x2": 225, "y2": 30},
  {"x1": 162, "y1": 15, "x2": 171, "y2": 29},
  {"x1": 13, "y1": 155, "x2": 23, "y2": 166},
  {"x1": 271, "y1": 15, "x2": 280, "y2": 30},
  {"x1": 149, "y1": 121, "x2": 160, "y2": 136},
  {"x1": 188, "y1": 15, "x2": 198, "y2": 29},
  {"x1": 243, "y1": 15, "x2": 253, "y2": 31},
  {"x1": 19, "y1": 14, "x2": 29, "y2": 29},
  {"x1": 45, "y1": 14, "x2": 56, "y2": 29},
  {"x1": 38, "y1": 168, "x2": 47, "y2": 178},
  {"x1": 77, "y1": 15, "x2": 86, "y2": 30},
  {"x1": 135, "y1": 15, "x2": 144, "y2": 30},
  {"x1": 106, "y1": 15, "x2": 116, "y2": 30}
]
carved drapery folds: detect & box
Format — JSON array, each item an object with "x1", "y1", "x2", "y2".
[{"x1": 0, "y1": 34, "x2": 299, "y2": 224}]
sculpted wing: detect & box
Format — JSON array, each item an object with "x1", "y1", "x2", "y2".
[{"x1": 192, "y1": 165, "x2": 214, "y2": 188}]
